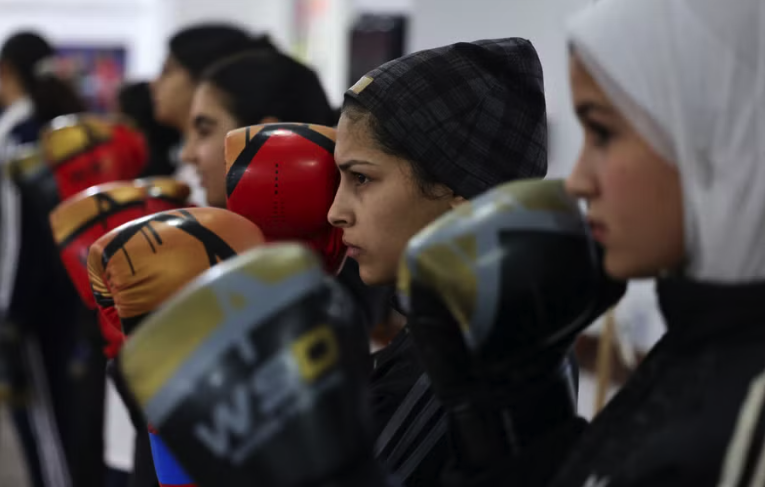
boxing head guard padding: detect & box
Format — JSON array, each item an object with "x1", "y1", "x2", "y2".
[
  {"x1": 225, "y1": 123, "x2": 346, "y2": 273},
  {"x1": 118, "y1": 243, "x2": 373, "y2": 487},
  {"x1": 398, "y1": 178, "x2": 626, "y2": 364},
  {"x1": 87, "y1": 207, "x2": 266, "y2": 336},
  {"x1": 41, "y1": 113, "x2": 148, "y2": 200}
]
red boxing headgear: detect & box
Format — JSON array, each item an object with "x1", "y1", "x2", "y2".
[
  {"x1": 41, "y1": 114, "x2": 148, "y2": 200},
  {"x1": 224, "y1": 123, "x2": 346, "y2": 273}
]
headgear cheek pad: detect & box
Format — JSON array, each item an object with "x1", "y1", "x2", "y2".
[{"x1": 224, "y1": 123, "x2": 346, "y2": 273}]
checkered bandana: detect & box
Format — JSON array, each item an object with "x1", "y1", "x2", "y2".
[{"x1": 346, "y1": 38, "x2": 548, "y2": 199}]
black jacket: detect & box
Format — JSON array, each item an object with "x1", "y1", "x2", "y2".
[
  {"x1": 370, "y1": 327, "x2": 451, "y2": 487},
  {"x1": 453, "y1": 278, "x2": 765, "y2": 487}
]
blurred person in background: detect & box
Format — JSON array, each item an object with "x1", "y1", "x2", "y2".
[
  {"x1": 151, "y1": 25, "x2": 274, "y2": 132},
  {"x1": 151, "y1": 24, "x2": 275, "y2": 206},
  {"x1": 180, "y1": 50, "x2": 337, "y2": 208},
  {"x1": 0, "y1": 31, "x2": 90, "y2": 487},
  {"x1": 180, "y1": 48, "x2": 391, "y2": 349},
  {"x1": 103, "y1": 25, "x2": 276, "y2": 487},
  {"x1": 93, "y1": 81, "x2": 183, "y2": 487},
  {"x1": 117, "y1": 81, "x2": 180, "y2": 178}
]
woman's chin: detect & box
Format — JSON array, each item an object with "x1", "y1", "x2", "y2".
[
  {"x1": 604, "y1": 251, "x2": 659, "y2": 281},
  {"x1": 358, "y1": 263, "x2": 394, "y2": 287}
]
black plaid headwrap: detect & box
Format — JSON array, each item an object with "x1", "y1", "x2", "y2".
[{"x1": 345, "y1": 38, "x2": 547, "y2": 199}]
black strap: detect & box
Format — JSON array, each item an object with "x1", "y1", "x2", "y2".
[
  {"x1": 385, "y1": 394, "x2": 441, "y2": 468},
  {"x1": 374, "y1": 372, "x2": 431, "y2": 458},
  {"x1": 374, "y1": 372, "x2": 448, "y2": 482},
  {"x1": 394, "y1": 414, "x2": 448, "y2": 482}
]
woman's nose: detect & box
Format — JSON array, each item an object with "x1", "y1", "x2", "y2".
[{"x1": 327, "y1": 187, "x2": 353, "y2": 228}]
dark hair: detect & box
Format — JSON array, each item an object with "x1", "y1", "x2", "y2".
[
  {"x1": 117, "y1": 81, "x2": 181, "y2": 177},
  {"x1": 169, "y1": 24, "x2": 276, "y2": 80},
  {"x1": 202, "y1": 51, "x2": 337, "y2": 127},
  {"x1": 0, "y1": 32, "x2": 85, "y2": 123},
  {"x1": 342, "y1": 96, "x2": 444, "y2": 198}
]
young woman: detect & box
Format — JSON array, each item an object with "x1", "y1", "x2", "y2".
[
  {"x1": 179, "y1": 48, "x2": 391, "y2": 335},
  {"x1": 0, "y1": 31, "x2": 87, "y2": 487},
  {"x1": 327, "y1": 39, "x2": 550, "y2": 485},
  {"x1": 180, "y1": 50, "x2": 336, "y2": 208},
  {"x1": 150, "y1": 24, "x2": 274, "y2": 206},
  {"x1": 560, "y1": 1, "x2": 764, "y2": 485},
  {"x1": 453, "y1": 1, "x2": 765, "y2": 486}
]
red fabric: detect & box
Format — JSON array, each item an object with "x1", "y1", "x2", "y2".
[{"x1": 98, "y1": 307, "x2": 125, "y2": 358}]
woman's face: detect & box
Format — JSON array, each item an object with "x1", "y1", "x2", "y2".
[
  {"x1": 151, "y1": 56, "x2": 197, "y2": 131},
  {"x1": 180, "y1": 82, "x2": 238, "y2": 208},
  {"x1": 328, "y1": 113, "x2": 461, "y2": 286},
  {"x1": 566, "y1": 55, "x2": 685, "y2": 279}
]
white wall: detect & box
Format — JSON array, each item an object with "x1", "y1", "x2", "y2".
[
  {"x1": 0, "y1": 0, "x2": 589, "y2": 172},
  {"x1": 0, "y1": 0, "x2": 356, "y2": 106},
  {"x1": 355, "y1": 0, "x2": 412, "y2": 13},
  {"x1": 0, "y1": 0, "x2": 162, "y2": 79},
  {"x1": 159, "y1": 0, "x2": 296, "y2": 54},
  {"x1": 410, "y1": 0, "x2": 591, "y2": 177}
]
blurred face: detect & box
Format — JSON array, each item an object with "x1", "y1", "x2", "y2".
[
  {"x1": 0, "y1": 61, "x2": 20, "y2": 107},
  {"x1": 566, "y1": 54, "x2": 685, "y2": 279},
  {"x1": 328, "y1": 113, "x2": 462, "y2": 286},
  {"x1": 180, "y1": 83, "x2": 238, "y2": 208},
  {"x1": 151, "y1": 56, "x2": 196, "y2": 131}
]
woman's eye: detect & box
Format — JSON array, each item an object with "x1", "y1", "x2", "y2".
[
  {"x1": 586, "y1": 122, "x2": 613, "y2": 147},
  {"x1": 352, "y1": 172, "x2": 370, "y2": 185}
]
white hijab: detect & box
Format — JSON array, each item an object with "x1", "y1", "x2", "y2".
[{"x1": 568, "y1": 0, "x2": 765, "y2": 283}]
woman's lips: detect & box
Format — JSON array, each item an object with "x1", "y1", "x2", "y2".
[
  {"x1": 345, "y1": 243, "x2": 362, "y2": 259},
  {"x1": 588, "y1": 219, "x2": 608, "y2": 243}
]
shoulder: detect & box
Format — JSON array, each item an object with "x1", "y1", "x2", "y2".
[{"x1": 617, "y1": 350, "x2": 765, "y2": 487}]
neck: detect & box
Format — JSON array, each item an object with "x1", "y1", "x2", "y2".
[{"x1": 1, "y1": 78, "x2": 26, "y2": 109}]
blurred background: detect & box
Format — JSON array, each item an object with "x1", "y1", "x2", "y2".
[
  {"x1": 0, "y1": 0, "x2": 591, "y2": 176},
  {"x1": 0, "y1": 0, "x2": 665, "y2": 485}
]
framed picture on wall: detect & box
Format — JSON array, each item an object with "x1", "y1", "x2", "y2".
[{"x1": 55, "y1": 45, "x2": 127, "y2": 113}]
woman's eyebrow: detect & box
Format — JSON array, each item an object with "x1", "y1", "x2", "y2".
[
  {"x1": 575, "y1": 101, "x2": 615, "y2": 120},
  {"x1": 337, "y1": 159, "x2": 375, "y2": 171},
  {"x1": 192, "y1": 114, "x2": 216, "y2": 129}
]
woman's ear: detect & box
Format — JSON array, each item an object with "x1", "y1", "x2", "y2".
[
  {"x1": 449, "y1": 195, "x2": 468, "y2": 209},
  {"x1": 259, "y1": 116, "x2": 280, "y2": 124}
]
